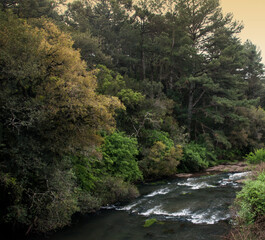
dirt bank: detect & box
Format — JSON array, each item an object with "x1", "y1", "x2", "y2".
[{"x1": 176, "y1": 162, "x2": 250, "y2": 178}]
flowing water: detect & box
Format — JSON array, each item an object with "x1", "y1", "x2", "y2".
[{"x1": 49, "y1": 172, "x2": 250, "y2": 240}]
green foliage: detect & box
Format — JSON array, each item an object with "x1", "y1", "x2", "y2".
[
  {"x1": 32, "y1": 167, "x2": 80, "y2": 232},
  {"x1": 215, "y1": 148, "x2": 243, "y2": 163},
  {"x1": 179, "y1": 143, "x2": 210, "y2": 172},
  {"x1": 139, "y1": 141, "x2": 183, "y2": 179},
  {"x1": 235, "y1": 173, "x2": 265, "y2": 224},
  {"x1": 70, "y1": 155, "x2": 102, "y2": 192},
  {"x1": 0, "y1": 11, "x2": 124, "y2": 233},
  {"x1": 63, "y1": 0, "x2": 265, "y2": 153},
  {"x1": 101, "y1": 132, "x2": 143, "y2": 182},
  {"x1": 1, "y1": 0, "x2": 57, "y2": 19},
  {"x1": 75, "y1": 191, "x2": 101, "y2": 214},
  {"x1": 246, "y1": 148, "x2": 265, "y2": 164},
  {"x1": 72, "y1": 33, "x2": 111, "y2": 69},
  {"x1": 94, "y1": 176, "x2": 139, "y2": 205},
  {"x1": 96, "y1": 64, "x2": 125, "y2": 95},
  {"x1": 143, "y1": 130, "x2": 174, "y2": 149},
  {"x1": 257, "y1": 171, "x2": 265, "y2": 181},
  {"x1": 117, "y1": 89, "x2": 145, "y2": 108},
  {"x1": 161, "y1": 116, "x2": 188, "y2": 146},
  {"x1": 229, "y1": 107, "x2": 265, "y2": 150},
  {"x1": 1, "y1": 0, "x2": 265, "y2": 235},
  {"x1": 0, "y1": 172, "x2": 24, "y2": 224}
]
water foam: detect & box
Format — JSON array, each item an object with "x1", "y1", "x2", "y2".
[
  {"x1": 139, "y1": 205, "x2": 191, "y2": 218},
  {"x1": 190, "y1": 210, "x2": 231, "y2": 224},
  {"x1": 178, "y1": 180, "x2": 215, "y2": 189},
  {"x1": 101, "y1": 205, "x2": 116, "y2": 210},
  {"x1": 138, "y1": 205, "x2": 229, "y2": 224},
  {"x1": 228, "y1": 172, "x2": 251, "y2": 180},
  {"x1": 118, "y1": 202, "x2": 139, "y2": 211},
  {"x1": 139, "y1": 205, "x2": 162, "y2": 216},
  {"x1": 145, "y1": 187, "x2": 171, "y2": 197},
  {"x1": 114, "y1": 172, "x2": 249, "y2": 225},
  {"x1": 219, "y1": 171, "x2": 251, "y2": 187}
]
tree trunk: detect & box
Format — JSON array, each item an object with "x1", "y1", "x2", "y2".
[
  {"x1": 187, "y1": 82, "x2": 195, "y2": 136},
  {"x1": 140, "y1": 22, "x2": 146, "y2": 80},
  {"x1": 141, "y1": 48, "x2": 146, "y2": 80},
  {"x1": 168, "y1": 26, "x2": 175, "y2": 91}
]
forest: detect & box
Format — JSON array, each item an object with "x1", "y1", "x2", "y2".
[{"x1": 0, "y1": 0, "x2": 264, "y2": 239}]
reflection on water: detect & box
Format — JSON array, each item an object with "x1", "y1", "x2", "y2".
[{"x1": 49, "y1": 172, "x2": 250, "y2": 240}]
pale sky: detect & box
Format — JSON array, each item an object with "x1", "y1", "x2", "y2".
[{"x1": 220, "y1": 0, "x2": 265, "y2": 63}]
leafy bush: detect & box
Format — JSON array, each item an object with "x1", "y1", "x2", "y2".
[
  {"x1": 76, "y1": 191, "x2": 101, "y2": 214},
  {"x1": 0, "y1": 172, "x2": 24, "y2": 224},
  {"x1": 246, "y1": 148, "x2": 265, "y2": 164},
  {"x1": 96, "y1": 64, "x2": 125, "y2": 95},
  {"x1": 179, "y1": 143, "x2": 209, "y2": 172},
  {"x1": 215, "y1": 148, "x2": 243, "y2": 163},
  {"x1": 117, "y1": 89, "x2": 145, "y2": 108},
  {"x1": 230, "y1": 165, "x2": 265, "y2": 239},
  {"x1": 235, "y1": 175, "x2": 265, "y2": 224},
  {"x1": 94, "y1": 176, "x2": 139, "y2": 205},
  {"x1": 101, "y1": 132, "x2": 143, "y2": 182},
  {"x1": 143, "y1": 130, "x2": 174, "y2": 149},
  {"x1": 257, "y1": 171, "x2": 265, "y2": 181},
  {"x1": 71, "y1": 156, "x2": 101, "y2": 192},
  {"x1": 69, "y1": 152, "x2": 141, "y2": 212},
  {"x1": 139, "y1": 141, "x2": 182, "y2": 179}
]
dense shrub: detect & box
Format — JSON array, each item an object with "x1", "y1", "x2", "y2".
[
  {"x1": 179, "y1": 143, "x2": 209, "y2": 172},
  {"x1": 69, "y1": 152, "x2": 141, "y2": 213},
  {"x1": 0, "y1": 173, "x2": 24, "y2": 225},
  {"x1": 246, "y1": 148, "x2": 265, "y2": 164},
  {"x1": 71, "y1": 156, "x2": 101, "y2": 192},
  {"x1": 117, "y1": 89, "x2": 145, "y2": 108},
  {"x1": 101, "y1": 132, "x2": 143, "y2": 182},
  {"x1": 235, "y1": 171, "x2": 265, "y2": 224},
  {"x1": 236, "y1": 180, "x2": 265, "y2": 224},
  {"x1": 139, "y1": 141, "x2": 182, "y2": 179},
  {"x1": 94, "y1": 176, "x2": 139, "y2": 205},
  {"x1": 96, "y1": 64, "x2": 125, "y2": 95},
  {"x1": 76, "y1": 191, "x2": 101, "y2": 214},
  {"x1": 143, "y1": 130, "x2": 174, "y2": 149},
  {"x1": 229, "y1": 164, "x2": 265, "y2": 239},
  {"x1": 215, "y1": 148, "x2": 243, "y2": 163}
]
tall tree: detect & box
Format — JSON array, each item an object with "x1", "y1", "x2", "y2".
[
  {"x1": 0, "y1": 12, "x2": 123, "y2": 233},
  {"x1": 0, "y1": 0, "x2": 60, "y2": 18},
  {"x1": 242, "y1": 40, "x2": 265, "y2": 103}
]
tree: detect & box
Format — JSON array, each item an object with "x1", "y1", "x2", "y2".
[
  {"x1": 0, "y1": 11, "x2": 123, "y2": 233},
  {"x1": 242, "y1": 40, "x2": 265, "y2": 104},
  {"x1": 72, "y1": 32, "x2": 111, "y2": 69},
  {"x1": 0, "y1": 0, "x2": 59, "y2": 19},
  {"x1": 171, "y1": 0, "x2": 241, "y2": 134}
]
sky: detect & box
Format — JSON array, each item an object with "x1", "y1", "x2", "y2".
[{"x1": 220, "y1": 0, "x2": 265, "y2": 63}]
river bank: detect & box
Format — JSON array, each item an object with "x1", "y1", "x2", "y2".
[{"x1": 175, "y1": 161, "x2": 250, "y2": 178}]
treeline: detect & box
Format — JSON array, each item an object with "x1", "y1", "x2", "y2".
[{"x1": 0, "y1": 0, "x2": 265, "y2": 236}]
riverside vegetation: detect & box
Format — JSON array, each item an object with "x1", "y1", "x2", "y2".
[
  {"x1": 228, "y1": 150, "x2": 265, "y2": 240},
  {"x1": 0, "y1": 0, "x2": 264, "y2": 238}
]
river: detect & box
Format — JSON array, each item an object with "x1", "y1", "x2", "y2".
[{"x1": 49, "y1": 172, "x2": 249, "y2": 240}]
